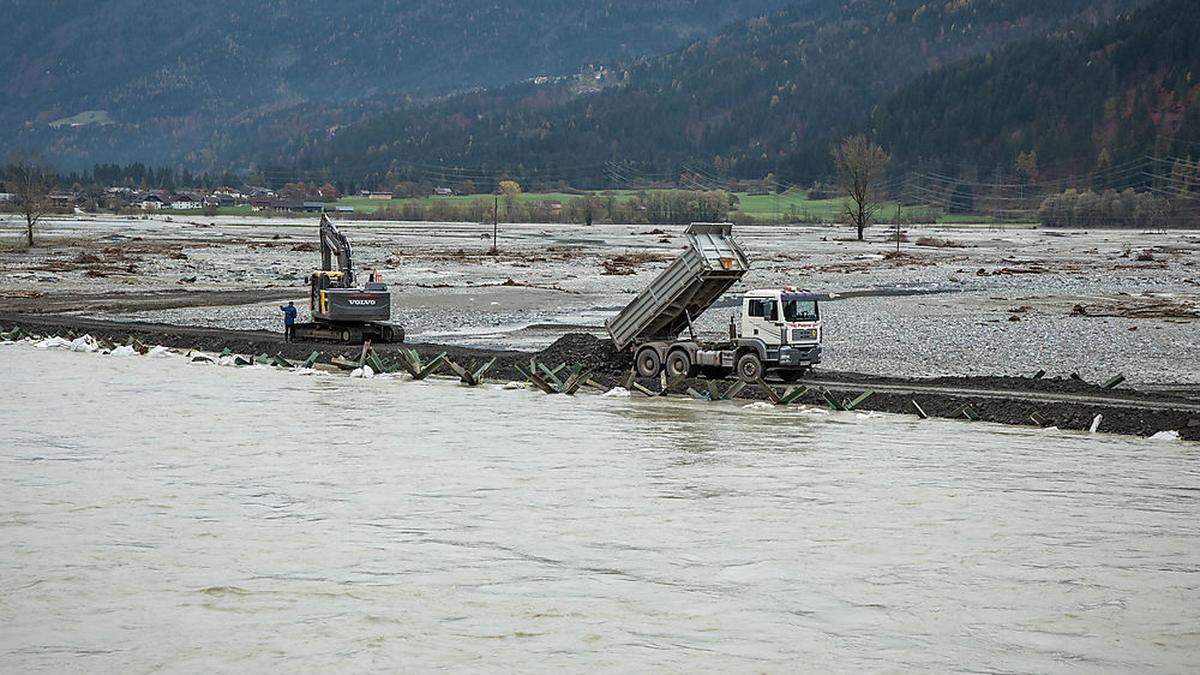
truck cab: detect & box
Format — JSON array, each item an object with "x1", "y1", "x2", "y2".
[{"x1": 738, "y1": 287, "x2": 822, "y2": 380}]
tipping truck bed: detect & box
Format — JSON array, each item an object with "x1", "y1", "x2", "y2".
[{"x1": 606, "y1": 222, "x2": 750, "y2": 351}]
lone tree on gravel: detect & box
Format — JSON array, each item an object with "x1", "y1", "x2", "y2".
[
  {"x1": 6, "y1": 154, "x2": 53, "y2": 248},
  {"x1": 832, "y1": 134, "x2": 890, "y2": 241}
]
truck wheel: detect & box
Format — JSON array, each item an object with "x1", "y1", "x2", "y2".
[
  {"x1": 666, "y1": 350, "x2": 694, "y2": 379},
  {"x1": 340, "y1": 328, "x2": 352, "y2": 343},
  {"x1": 635, "y1": 348, "x2": 662, "y2": 378},
  {"x1": 736, "y1": 353, "x2": 763, "y2": 382}
]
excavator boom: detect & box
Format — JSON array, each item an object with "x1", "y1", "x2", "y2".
[{"x1": 319, "y1": 214, "x2": 355, "y2": 286}]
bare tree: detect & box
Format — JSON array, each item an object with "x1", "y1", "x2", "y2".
[
  {"x1": 832, "y1": 134, "x2": 890, "y2": 241},
  {"x1": 7, "y1": 155, "x2": 53, "y2": 248}
]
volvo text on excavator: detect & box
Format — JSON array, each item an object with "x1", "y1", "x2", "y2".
[{"x1": 290, "y1": 214, "x2": 404, "y2": 343}]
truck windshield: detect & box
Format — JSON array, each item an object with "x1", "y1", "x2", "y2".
[{"x1": 783, "y1": 298, "x2": 818, "y2": 322}]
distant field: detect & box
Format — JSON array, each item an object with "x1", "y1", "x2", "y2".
[
  {"x1": 168, "y1": 188, "x2": 997, "y2": 223},
  {"x1": 335, "y1": 190, "x2": 644, "y2": 214},
  {"x1": 338, "y1": 190, "x2": 814, "y2": 216},
  {"x1": 734, "y1": 192, "x2": 975, "y2": 224},
  {"x1": 734, "y1": 192, "x2": 844, "y2": 219}
]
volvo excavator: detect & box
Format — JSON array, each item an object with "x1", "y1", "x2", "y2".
[{"x1": 291, "y1": 214, "x2": 404, "y2": 344}]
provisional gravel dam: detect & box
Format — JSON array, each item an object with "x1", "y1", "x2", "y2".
[{"x1": 3, "y1": 312, "x2": 1198, "y2": 441}]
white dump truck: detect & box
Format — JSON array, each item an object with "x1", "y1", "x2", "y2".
[{"x1": 606, "y1": 222, "x2": 822, "y2": 383}]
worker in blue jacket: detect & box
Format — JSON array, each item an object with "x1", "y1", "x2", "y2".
[{"x1": 280, "y1": 301, "x2": 298, "y2": 341}]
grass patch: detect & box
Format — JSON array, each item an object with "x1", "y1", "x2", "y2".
[
  {"x1": 733, "y1": 191, "x2": 843, "y2": 219},
  {"x1": 49, "y1": 110, "x2": 113, "y2": 128},
  {"x1": 733, "y1": 191, "x2": 957, "y2": 223}
]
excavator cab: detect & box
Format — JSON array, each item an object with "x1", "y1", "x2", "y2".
[{"x1": 309, "y1": 270, "x2": 347, "y2": 316}]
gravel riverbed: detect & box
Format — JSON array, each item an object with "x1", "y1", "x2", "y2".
[{"x1": 3, "y1": 214, "x2": 1198, "y2": 385}]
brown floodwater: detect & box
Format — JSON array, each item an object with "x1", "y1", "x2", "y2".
[{"x1": 1, "y1": 343, "x2": 1198, "y2": 671}]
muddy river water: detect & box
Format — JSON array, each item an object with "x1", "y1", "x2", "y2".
[{"x1": 1, "y1": 344, "x2": 1198, "y2": 672}]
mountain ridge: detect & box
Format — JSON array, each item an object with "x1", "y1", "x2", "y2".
[{"x1": 2, "y1": 0, "x2": 794, "y2": 168}]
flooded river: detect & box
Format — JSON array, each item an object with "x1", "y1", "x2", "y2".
[{"x1": 2, "y1": 345, "x2": 1198, "y2": 672}]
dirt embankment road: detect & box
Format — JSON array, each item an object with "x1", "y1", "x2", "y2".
[
  {"x1": 0, "y1": 289, "x2": 299, "y2": 315},
  {"x1": 2, "y1": 312, "x2": 1198, "y2": 441}
]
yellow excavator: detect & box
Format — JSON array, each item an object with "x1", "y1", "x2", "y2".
[{"x1": 291, "y1": 214, "x2": 404, "y2": 343}]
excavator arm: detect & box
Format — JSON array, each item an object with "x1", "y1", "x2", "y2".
[{"x1": 319, "y1": 213, "x2": 355, "y2": 286}]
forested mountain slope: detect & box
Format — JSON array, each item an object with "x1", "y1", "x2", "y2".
[
  {"x1": 273, "y1": 0, "x2": 1141, "y2": 185},
  {"x1": 2, "y1": 0, "x2": 791, "y2": 168},
  {"x1": 875, "y1": 0, "x2": 1200, "y2": 175}
]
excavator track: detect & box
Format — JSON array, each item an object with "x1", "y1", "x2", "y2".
[{"x1": 291, "y1": 322, "x2": 404, "y2": 344}]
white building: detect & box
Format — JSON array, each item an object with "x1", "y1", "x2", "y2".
[{"x1": 170, "y1": 195, "x2": 202, "y2": 210}]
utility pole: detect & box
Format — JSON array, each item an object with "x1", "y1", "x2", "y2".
[
  {"x1": 491, "y1": 193, "x2": 499, "y2": 255},
  {"x1": 895, "y1": 204, "x2": 901, "y2": 253}
]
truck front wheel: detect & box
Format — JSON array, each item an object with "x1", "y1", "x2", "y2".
[
  {"x1": 635, "y1": 348, "x2": 662, "y2": 378},
  {"x1": 736, "y1": 353, "x2": 763, "y2": 382}
]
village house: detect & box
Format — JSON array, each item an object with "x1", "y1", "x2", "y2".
[
  {"x1": 360, "y1": 190, "x2": 393, "y2": 200},
  {"x1": 138, "y1": 193, "x2": 167, "y2": 210},
  {"x1": 48, "y1": 192, "x2": 78, "y2": 207},
  {"x1": 270, "y1": 199, "x2": 305, "y2": 212},
  {"x1": 170, "y1": 193, "x2": 202, "y2": 210}
]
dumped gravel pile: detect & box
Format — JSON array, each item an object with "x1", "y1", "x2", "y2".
[{"x1": 534, "y1": 332, "x2": 631, "y2": 376}]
